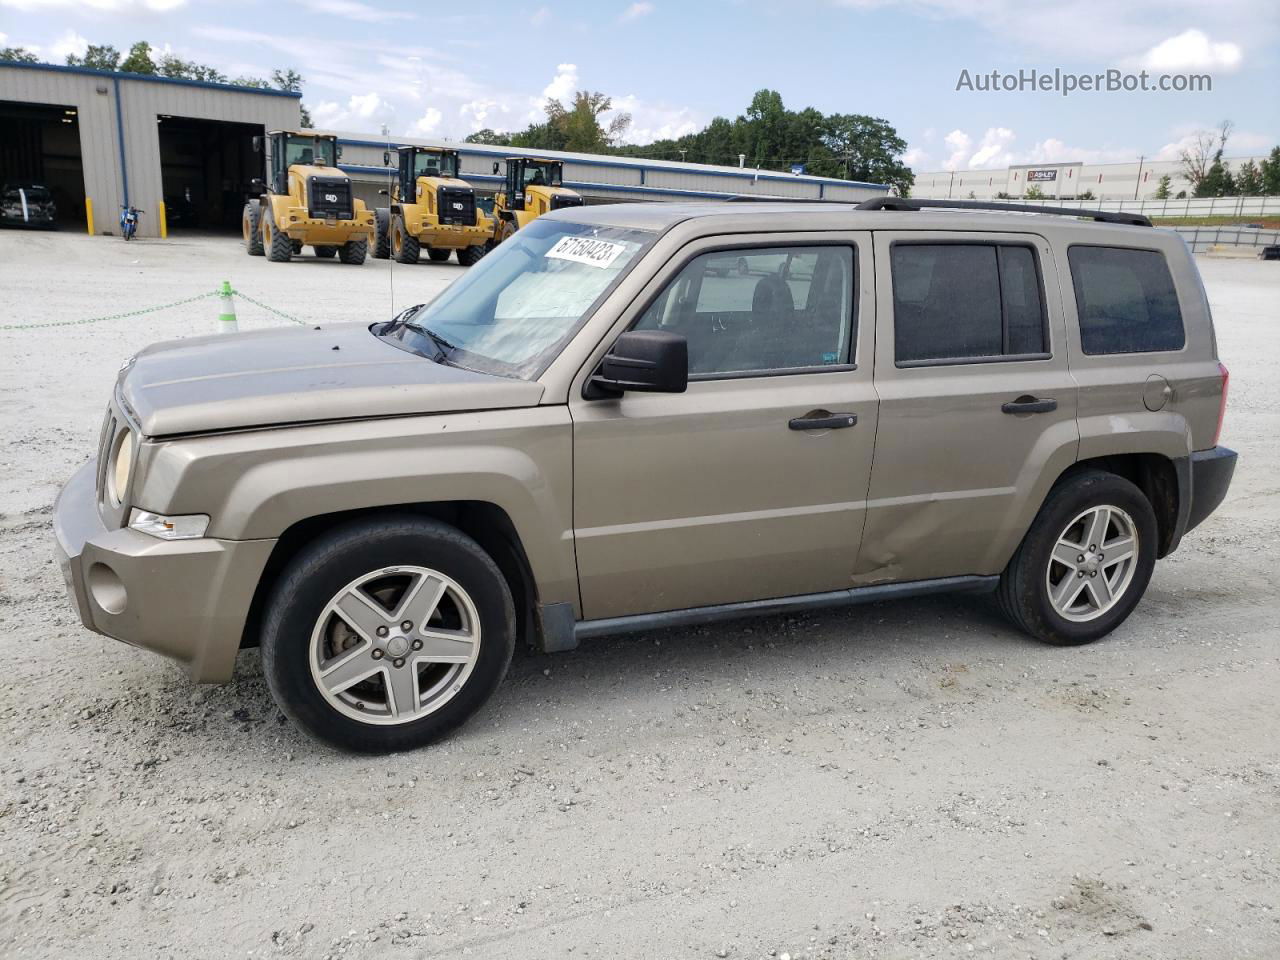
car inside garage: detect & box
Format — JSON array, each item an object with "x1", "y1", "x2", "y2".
[
  {"x1": 158, "y1": 115, "x2": 262, "y2": 233},
  {"x1": 0, "y1": 99, "x2": 85, "y2": 229}
]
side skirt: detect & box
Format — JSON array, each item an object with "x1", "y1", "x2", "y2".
[{"x1": 537, "y1": 575, "x2": 1000, "y2": 651}]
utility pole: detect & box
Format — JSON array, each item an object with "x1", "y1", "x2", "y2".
[
  {"x1": 948, "y1": 170, "x2": 955, "y2": 199},
  {"x1": 1134, "y1": 155, "x2": 1144, "y2": 200}
]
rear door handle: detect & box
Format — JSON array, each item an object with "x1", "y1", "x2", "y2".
[
  {"x1": 789, "y1": 412, "x2": 858, "y2": 430},
  {"x1": 1001, "y1": 395, "x2": 1058, "y2": 414}
]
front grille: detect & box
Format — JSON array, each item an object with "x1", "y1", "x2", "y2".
[
  {"x1": 551, "y1": 194, "x2": 584, "y2": 211},
  {"x1": 437, "y1": 186, "x2": 477, "y2": 226},
  {"x1": 308, "y1": 176, "x2": 354, "y2": 220}
]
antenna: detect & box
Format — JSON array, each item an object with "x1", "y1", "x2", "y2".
[{"x1": 381, "y1": 123, "x2": 395, "y2": 315}]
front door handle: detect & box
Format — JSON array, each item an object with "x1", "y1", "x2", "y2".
[
  {"x1": 789, "y1": 411, "x2": 858, "y2": 431},
  {"x1": 1001, "y1": 395, "x2": 1058, "y2": 414}
]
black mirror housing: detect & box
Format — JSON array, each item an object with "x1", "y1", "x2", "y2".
[
  {"x1": 335, "y1": 144, "x2": 343, "y2": 159},
  {"x1": 252, "y1": 135, "x2": 263, "y2": 153},
  {"x1": 588, "y1": 330, "x2": 688, "y2": 398},
  {"x1": 250, "y1": 177, "x2": 267, "y2": 194},
  {"x1": 492, "y1": 161, "x2": 500, "y2": 175}
]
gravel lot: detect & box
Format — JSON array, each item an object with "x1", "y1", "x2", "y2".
[{"x1": 1, "y1": 230, "x2": 1277, "y2": 960}]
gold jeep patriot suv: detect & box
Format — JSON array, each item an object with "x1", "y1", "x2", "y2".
[{"x1": 54, "y1": 198, "x2": 1237, "y2": 753}]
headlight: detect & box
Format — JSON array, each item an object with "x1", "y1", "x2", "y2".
[
  {"x1": 107, "y1": 430, "x2": 135, "y2": 506},
  {"x1": 128, "y1": 510, "x2": 210, "y2": 541}
]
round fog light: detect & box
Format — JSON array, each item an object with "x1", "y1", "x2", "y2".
[{"x1": 88, "y1": 562, "x2": 128, "y2": 615}]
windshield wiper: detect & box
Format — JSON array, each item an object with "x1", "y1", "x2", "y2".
[{"x1": 401, "y1": 319, "x2": 458, "y2": 364}]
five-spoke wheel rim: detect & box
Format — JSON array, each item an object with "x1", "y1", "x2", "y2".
[
  {"x1": 1045, "y1": 505, "x2": 1139, "y2": 622},
  {"x1": 309, "y1": 565, "x2": 481, "y2": 725}
]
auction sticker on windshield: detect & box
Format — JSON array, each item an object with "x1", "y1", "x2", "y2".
[{"x1": 546, "y1": 235, "x2": 626, "y2": 268}]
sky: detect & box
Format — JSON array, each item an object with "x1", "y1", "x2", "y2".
[{"x1": 1, "y1": 0, "x2": 1277, "y2": 172}]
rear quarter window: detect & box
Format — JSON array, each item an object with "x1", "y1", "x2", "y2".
[{"x1": 1068, "y1": 246, "x2": 1185, "y2": 355}]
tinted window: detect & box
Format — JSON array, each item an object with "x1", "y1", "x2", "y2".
[
  {"x1": 1068, "y1": 246, "x2": 1185, "y2": 355},
  {"x1": 892, "y1": 244, "x2": 1047, "y2": 363},
  {"x1": 634, "y1": 246, "x2": 855, "y2": 376}
]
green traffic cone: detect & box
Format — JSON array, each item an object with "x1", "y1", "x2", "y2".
[{"x1": 218, "y1": 281, "x2": 238, "y2": 334}]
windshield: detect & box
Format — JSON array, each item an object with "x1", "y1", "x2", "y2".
[
  {"x1": 415, "y1": 151, "x2": 459, "y2": 178},
  {"x1": 381, "y1": 218, "x2": 653, "y2": 379},
  {"x1": 521, "y1": 161, "x2": 562, "y2": 187},
  {"x1": 284, "y1": 135, "x2": 336, "y2": 167},
  {"x1": 5, "y1": 185, "x2": 51, "y2": 201}
]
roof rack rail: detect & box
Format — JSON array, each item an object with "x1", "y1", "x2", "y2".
[
  {"x1": 856, "y1": 196, "x2": 1152, "y2": 227},
  {"x1": 724, "y1": 195, "x2": 847, "y2": 203}
]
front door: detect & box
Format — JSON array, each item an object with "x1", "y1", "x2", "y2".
[
  {"x1": 858, "y1": 230, "x2": 1080, "y2": 584},
  {"x1": 570, "y1": 233, "x2": 878, "y2": 620}
]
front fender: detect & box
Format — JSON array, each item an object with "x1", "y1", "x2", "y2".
[{"x1": 137, "y1": 407, "x2": 579, "y2": 609}]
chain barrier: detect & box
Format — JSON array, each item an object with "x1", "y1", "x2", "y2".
[{"x1": 0, "y1": 286, "x2": 311, "y2": 331}]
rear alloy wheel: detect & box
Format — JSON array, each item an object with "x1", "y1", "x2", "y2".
[
  {"x1": 427, "y1": 247, "x2": 452, "y2": 263},
  {"x1": 261, "y1": 516, "x2": 515, "y2": 752},
  {"x1": 998, "y1": 470, "x2": 1157, "y2": 645},
  {"x1": 242, "y1": 202, "x2": 264, "y2": 256}
]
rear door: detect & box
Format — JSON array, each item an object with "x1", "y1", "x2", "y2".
[
  {"x1": 570, "y1": 232, "x2": 878, "y2": 620},
  {"x1": 858, "y1": 230, "x2": 1080, "y2": 583}
]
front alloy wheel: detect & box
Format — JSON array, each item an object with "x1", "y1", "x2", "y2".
[{"x1": 311, "y1": 565, "x2": 481, "y2": 724}]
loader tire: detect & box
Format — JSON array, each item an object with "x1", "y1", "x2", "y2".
[
  {"x1": 427, "y1": 247, "x2": 452, "y2": 263},
  {"x1": 374, "y1": 208, "x2": 390, "y2": 259},
  {"x1": 263, "y1": 206, "x2": 292, "y2": 263},
  {"x1": 340, "y1": 237, "x2": 368, "y2": 265},
  {"x1": 457, "y1": 244, "x2": 486, "y2": 267},
  {"x1": 391, "y1": 215, "x2": 420, "y2": 264},
  {"x1": 243, "y1": 202, "x2": 264, "y2": 256}
]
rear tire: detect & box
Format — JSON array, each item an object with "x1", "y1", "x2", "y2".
[
  {"x1": 264, "y1": 206, "x2": 292, "y2": 262},
  {"x1": 242, "y1": 202, "x2": 264, "y2": 256},
  {"x1": 373, "y1": 208, "x2": 390, "y2": 259},
  {"x1": 457, "y1": 244, "x2": 486, "y2": 267},
  {"x1": 391, "y1": 214, "x2": 420, "y2": 264},
  {"x1": 427, "y1": 247, "x2": 452, "y2": 263},
  {"x1": 260, "y1": 516, "x2": 516, "y2": 753},
  {"x1": 314, "y1": 245, "x2": 337, "y2": 259},
  {"x1": 998, "y1": 470, "x2": 1157, "y2": 645},
  {"x1": 339, "y1": 237, "x2": 368, "y2": 265}
]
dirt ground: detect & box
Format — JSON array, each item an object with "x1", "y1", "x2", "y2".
[{"x1": 1, "y1": 230, "x2": 1277, "y2": 960}]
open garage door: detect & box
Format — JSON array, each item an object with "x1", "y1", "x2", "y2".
[
  {"x1": 0, "y1": 100, "x2": 85, "y2": 230},
  {"x1": 158, "y1": 116, "x2": 262, "y2": 233}
]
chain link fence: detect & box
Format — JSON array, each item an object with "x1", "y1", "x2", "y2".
[{"x1": 0, "y1": 286, "x2": 310, "y2": 333}]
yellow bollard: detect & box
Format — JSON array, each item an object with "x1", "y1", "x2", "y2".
[
  {"x1": 158, "y1": 201, "x2": 168, "y2": 239},
  {"x1": 85, "y1": 197, "x2": 94, "y2": 236}
]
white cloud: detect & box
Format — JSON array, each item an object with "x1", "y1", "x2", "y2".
[
  {"x1": 0, "y1": 0, "x2": 184, "y2": 10},
  {"x1": 49, "y1": 29, "x2": 88, "y2": 61},
  {"x1": 295, "y1": 0, "x2": 413, "y2": 23},
  {"x1": 609, "y1": 93, "x2": 700, "y2": 144},
  {"x1": 902, "y1": 146, "x2": 930, "y2": 168},
  {"x1": 529, "y1": 5, "x2": 550, "y2": 24},
  {"x1": 943, "y1": 129, "x2": 971, "y2": 170},
  {"x1": 541, "y1": 63, "x2": 578, "y2": 105},
  {"x1": 923, "y1": 127, "x2": 1140, "y2": 170},
  {"x1": 311, "y1": 91, "x2": 395, "y2": 129},
  {"x1": 1139, "y1": 29, "x2": 1243, "y2": 72},
  {"x1": 1154, "y1": 125, "x2": 1275, "y2": 161},
  {"x1": 620, "y1": 1, "x2": 654, "y2": 20},
  {"x1": 412, "y1": 107, "x2": 443, "y2": 136}
]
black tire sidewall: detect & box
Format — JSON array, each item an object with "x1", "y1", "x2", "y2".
[
  {"x1": 261, "y1": 518, "x2": 515, "y2": 753},
  {"x1": 1012, "y1": 472, "x2": 1158, "y2": 645}
]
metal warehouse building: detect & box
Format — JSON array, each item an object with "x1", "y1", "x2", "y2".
[
  {"x1": 328, "y1": 132, "x2": 887, "y2": 208},
  {"x1": 2, "y1": 61, "x2": 303, "y2": 238},
  {"x1": 2, "y1": 60, "x2": 885, "y2": 240}
]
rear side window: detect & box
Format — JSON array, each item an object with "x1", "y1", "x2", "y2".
[
  {"x1": 1068, "y1": 246, "x2": 1185, "y2": 355},
  {"x1": 891, "y1": 243, "x2": 1048, "y2": 364}
]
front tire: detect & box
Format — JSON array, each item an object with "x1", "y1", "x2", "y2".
[
  {"x1": 339, "y1": 237, "x2": 368, "y2": 265},
  {"x1": 261, "y1": 516, "x2": 516, "y2": 753},
  {"x1": 263, "y1": 206, "x2": 292, "y2": 262},
  {"x1": 373, "y1": 208, "x2": 390, "y2": 259},
  {"x1": 243, "y1": 202, "x2": 264, "y2": 256},
  {"x1": 391, "y1": 214, "x2": 420, "y2": 264},
  {"x1": 998, "y1": 470, "x2": 1157, "y2": 645}
]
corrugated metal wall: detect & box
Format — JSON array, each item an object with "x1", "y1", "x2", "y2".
[{"x1": 1, "y1": 64, "x2": 300, "y2": 237}]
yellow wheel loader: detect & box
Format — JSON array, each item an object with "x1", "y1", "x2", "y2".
[
  {"x1": 373, "y1": 146, "x2": 491, "y2": 266},
  {"x1": 489, "y1": 157, "x2": 583, "y2": 248},
  {"x1": 242, "y1": 131, "x2": 375, "y2": 264}
]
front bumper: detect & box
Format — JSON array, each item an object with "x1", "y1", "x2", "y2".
[{"x1": 53, "y1": 460, "x2": 275, "y2": 683}]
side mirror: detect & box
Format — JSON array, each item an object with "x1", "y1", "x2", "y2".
[
  {"x1": 252, "y1": 135, "x2": 263, "y2": 153},
  {"x1": 492, "y1": 162, "x2": 500, "y2": 175},
  {"x1": 378, "y1": 188, "x2": 389, "y2": 196},
  {"x1": 383, "y1": 150, "x2": 390, "y2": 166},
  {"x1": 587, "y1": 330, "x2": 688, "y2": 398},
  {"x1": 335, "y1": 144, "x2": 343, "y2": 159},
  {"x1": 250, "y1": 177, "x2": 267, "y2": 194}
]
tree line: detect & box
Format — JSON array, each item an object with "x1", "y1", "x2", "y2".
[
  {"x1": 1165, "y1": 121, "x2": 1280, "y2": 198},
  {"x1": 468, "y1": 88, "x2": 915, "y2": 196},
  {"x1": 1, "y1": 41, "x2": 312, "y2": 126}
]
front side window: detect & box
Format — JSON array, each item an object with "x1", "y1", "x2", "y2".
[
  {"x1": 1068, "y1": 246, "x2": 1185, "y2": 355},
  {"x1": 379, "y1": 219, "x2": 653, "y2": 379},
  {"x1": 522, "y1": 162, "x2": 562, "y2": 187},
  {"x1": 892, "y1": 243, "x2": 1048, "y2": 364},
  {"x1": 415, "y1": 152, "x2": 458, "y2": 178},
  {"x1": 284, "y1": 136, "x2": 335, "y2": 167},
  {"x1": 633, "y1": 246, "x2": 855, "y2": 376}
]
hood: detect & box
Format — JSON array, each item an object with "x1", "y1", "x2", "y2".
[{"x1": 120, "y1": 323, "x2": 544, "y2": 438}]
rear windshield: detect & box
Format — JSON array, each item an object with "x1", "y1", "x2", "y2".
[{"x1": 1068, "y1": 246, "x2": 1185, "y2": 355}]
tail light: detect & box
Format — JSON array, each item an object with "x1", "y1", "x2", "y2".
[{"x1": 1213, "y1": 361, "x2": 1229, "y2": 446}]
